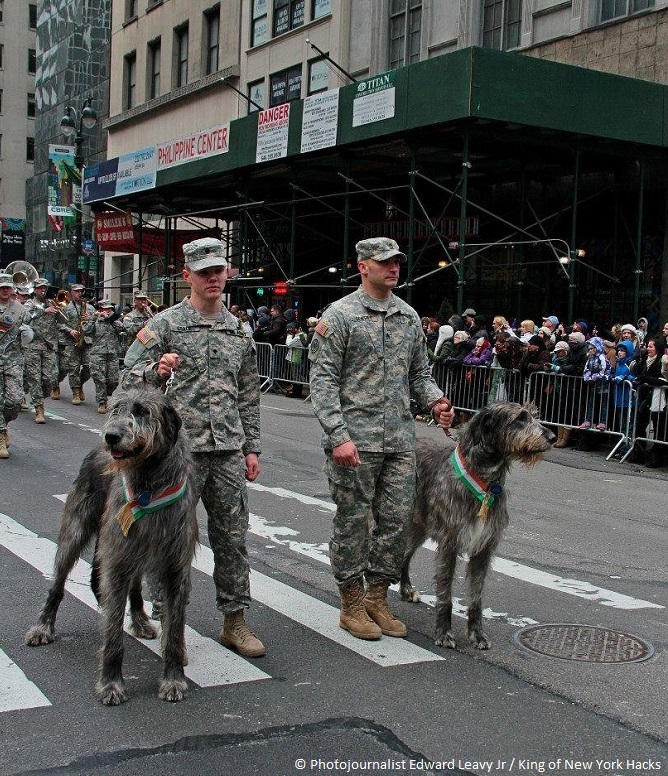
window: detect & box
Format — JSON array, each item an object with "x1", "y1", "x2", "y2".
[
  {"x1": 28, "y1": 48, "x2": 37, "y2": 74},
  {"x1": 27, "y1": 93, "x2": 35, "y2": 118},
  {"x1": 125, "y1": 0, "x2": 138, "y2": 19},
  {"x1": 124, "y1": 52, "x2": 137, "y2": 109},
  {"x1": 27, "y1": 137, "x2": 35, "y2": 162},
  {"x1": 312, "y1": 0, "x2": 331, "y2": 20},
  {"x1": 248, "y1": 79, "x2": 265, "y2": 113},
  {"x1": 175, "y1": 24, "x2": 189, "y2": 87},
  {"x1": 482, "y1": 0, "x2": 522, "y2": 50},
  {"x1": 308, "y1": 58, "x2": 329, "y2": 94},
  {"x1": 0, "y1": 135, "x2": 2, "y2": 157},
  {"x1": 148, "y1": 38, "x2": 161, "y2": 99},
  {"x1": 269, "y1": 64, "x2": 301, "y2": 107},
  {"x1": 600, "y1": 0, "x2": 654, "y2": 21},
  {"x1": 0, "y1": 45, "x2": 3, "y2": 68},
  {"x1": 0, "y1": 2, "x2": 3, "y2": 23},
  {"x1": 389, "y1": 0, "x2": 422, "y2": 70},
  {"x1": 251, "y1": 0, "x2": 269, "y2": 46},
  {"x1": 0, "y1": 90, "x2": 3, "y2": 113},
  {"x1": 204, "y1": 6, "x2": 220, "y2": 75},
  {"x1": 273, "y1": 0, "x2": 305, "y2": 37},
  {"x1": 29, "y1": 4, "x2": 37, "y2": 28}
]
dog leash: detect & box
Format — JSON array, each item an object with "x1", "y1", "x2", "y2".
[{"x1": 164, "y1": 368, "x2": 175, "y2": 395}]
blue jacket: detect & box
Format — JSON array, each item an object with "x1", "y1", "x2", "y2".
[{"x1": 612, "y1": 341, "x2": 635, "y2": 408}]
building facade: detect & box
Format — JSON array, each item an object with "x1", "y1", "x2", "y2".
[
  {"x1": 98, "y1": 0, "x2": 668, "y2": 325},
  {"x1": 0, "y1": 1, "x2": 37, "y2": 264}
]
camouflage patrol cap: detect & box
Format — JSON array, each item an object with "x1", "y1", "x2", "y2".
[
  {"x1": 355, "y1": 237, "x2": 407, "y2": 263},
  {"x1": 0, "y1": 274, "x2": 14, "y2": 288},
  {"x1": 97, "y1": 300, "x2": 115, "y2": 309},
  {"x1": 70, "y1": 283, "x2": 85, "y2": 291},
  {"x1": 182, "y1": 237, "x2": 228, "y2": 271},
  {"x1": 34, "y1": 278, "x2": 49, "y2": 288},
  {"x1": 133, "y1": 289, "x2": 148, "y2": 298}
]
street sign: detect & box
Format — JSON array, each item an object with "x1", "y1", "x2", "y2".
[{"x1": 82, "y1": 239, "x2": 96, "y2": 255}]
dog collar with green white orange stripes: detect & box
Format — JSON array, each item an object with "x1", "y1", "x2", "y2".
[
  {"x1": 116, "y1": 475, "x2": 187, "y2": 536},
  {"x1": 450, "y1": 443, "x2": 503, "y2": 522}
]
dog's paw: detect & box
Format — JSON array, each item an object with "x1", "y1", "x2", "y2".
[
  {"x1": 400, "y1": 585, "x2": 421, "y2": 603},
  {"x1": 158, "y1": 679, "x2": 188, "y2": 702},
  {"x1": 24, "y1": 625, "x2": 56, "y2": 646},
  {"x1": 130, "y1": 618, "x2": 158, "y2": 640},
  {"x1": 95, "y1": 680, "x2": 128, "y2": 706},
  {"x1": 434, "y1": 632, "x2": 456, "y2": 649},
  {"x1": 468, "y1": 632, "x2": 491, "y2": 650}
]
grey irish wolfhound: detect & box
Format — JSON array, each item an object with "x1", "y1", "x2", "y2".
[
  {"x1": 400, "y1": 402, "x2": 555, "y2": 649},
  {"x1": 25, "y1": 387, "x2": 198, "y2": 705}
]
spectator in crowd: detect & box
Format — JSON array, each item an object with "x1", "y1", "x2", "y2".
[
  {"x1": 442, "y1": 330, "x2": 473, "y2": 367},
  {"x1": 550, "y1": 340, "x2": 573, "y2": 447},
  {"x1": 636, "y1": 317, "x2": 649, "y2": 346},
  {"x1": 537, "y1": 326, "x2": 554, "y2": 351},
  {"x1": 285, "y1": 322, "x2": 308, "y2": 398},
  {"x1": 463, "y1": 336, "x2": 493, "y2": 410},
  {"x1": 518, "y1": 319, "x2": 536, "y2": 344},
  {"x1": 448, "y1": 313, "x2": 465, "y2": 333},
  {"x1": 461, "y1": 308, "x2": 477, "y2": 336},
  {"x1": 629, "y1": 338, "x2": 668, "y2": 467},
  {"x1": 572, "y1": 319, "x2": 589, "y2": 338},
  {"x1": 610, "y1": 341, "x2": 636, "y2": 448},
  {"x1": 619, "y1": 324, "x2": 642, "y2": 365},
  {"x1": 578, "y1": 336, "x2": 611, "y2": 432},
  {"x1": 425, "y1": 320, "x2": 440, "y2": 358},
  {"x1": 491, "y1": 315, "x2": 516, "y2": 341},
  {"x1": 432, "y1": 324, "x2": 454, "y2": 362},
  {"x1": 520, "y1": 334, "x2": 552, "y2": 413},
  {"x1": 469, "y1": 314, "x2": 490, "y2": 342},
  {"x1": 541, "y1": 315, "x2": 559, "y2": 345},
  {"x1": 489, "y1": 330, "x2": 524, "y2": 403},
  {"x1": 420, "y1": 316, "x2": 431, "y2": 335}
]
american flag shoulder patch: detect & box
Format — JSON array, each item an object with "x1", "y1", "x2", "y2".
[
  {"x1": 314, "y1": 320, "x2": 331, "y2": 337},
  {"x1": 136, "y1": 326, "x2": 154, "y2": 346}
]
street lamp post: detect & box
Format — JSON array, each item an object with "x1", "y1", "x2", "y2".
[{"x1": 60, "y1": 98, "x2": 97, "y2": 288}]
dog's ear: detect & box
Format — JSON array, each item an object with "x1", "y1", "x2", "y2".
[
  {"x1": 469, "y1": 407, "x2": 497, "y2": 454},
  {"x1": 162, "y1": 402, "x2": 182, "y2": 445}
]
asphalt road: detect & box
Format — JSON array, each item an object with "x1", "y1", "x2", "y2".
[{"x1": 0, "y1": 385, "x2": 666, "y2": 776}]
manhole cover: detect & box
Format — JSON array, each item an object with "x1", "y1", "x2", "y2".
[{"x1": 515, "y1": 624, "x2": 654, "y2": 663}]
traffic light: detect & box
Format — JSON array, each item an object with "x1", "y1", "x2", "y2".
[
  {"x1": 256, "y1": 287, "x2": 265, "y2": 297},
  {"x1": 273, "y1": 281, "x2": 289, "y2": 297}
]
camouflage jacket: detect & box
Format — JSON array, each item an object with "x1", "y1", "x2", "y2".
[
  {"x1": 57, "y1": 300, "x2": 96, "y2": 346},
  {"x1": 25, "y1": 299, "x2": 59, "y2": 350},
  {"x1": 123, "y1": 309, "x2": 152, "y2": 340},
  {"x1": 122, "y1": 297, "x2": 261, "y2": 455},
  {"x1": 90, "y1": 313, "x2": 124, "y2": 354},
  {"x1": 0, "y1": 300, "x2": 32, "y2": 364},
  {"x1": 308, "y1": 287, "x2": 443, "y2": 452}
]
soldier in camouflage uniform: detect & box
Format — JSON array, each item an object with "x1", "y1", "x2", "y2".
[
  {"x1": 121, "y1": 289, "x2": 153, "y2": 360},
  {"x1": 24, "y1": 278, "x2": 60, "y2": 424},
  {"x1": 57, "y1": 284, "x2": 95, "y2": 405},
  {"x1": 122, "y1": 237, "x2": 265, "y2": 658},
  {"x1": 0, "y1": 274, "x2": 34, "y2": 458},
  {"x1": 90, "y1": 300, "x2": 124, "y2": 413},
  {"x1": 309, "y1": 237, "x2": 454, "y2": 641}
]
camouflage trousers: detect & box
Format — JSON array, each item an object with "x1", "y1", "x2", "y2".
[
  {"x1": 89, "y1": 350, "x2": 119, "y2": 404},
  {"x1": 59, "y1": 343, "x2": 90, "y2": 389},
  {"x1": 193, "y1": 450, "x2": 251, "y2": 613},
  {"x1": 0, "y1": 359, "x2": 25, "y2": 431},
  {"x1": 325, "y1": 450, "x2": 416, "y2": 588},
  {"x1": 24, "y1": 344, "x2": 58, "y2": 404}
]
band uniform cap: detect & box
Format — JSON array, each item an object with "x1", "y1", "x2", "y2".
[
  {"x1": 462, "y1": 307, "x2": 477, "y2": 317},
  {"x1": 16, "y1": 286, "x2": 32, "y2": 295},
  {"x1": 98, "y1": 300, "x2": 115, "y2": 309},
  {"x1": 0, "y1": 274, "x2": 14, "y2": 288},
  {"x1": 182, "y1": 237, "x2": 228, "y2": 271},
  {"x1": 133, "y1": 289, "x2": 148, "y2": 299},
  {"x1": 542, "y1": 315, "x2": 559, "y2": 327},
  {"x1": 355, "y1": 237, "x2": 407, "y2": 263},
  {"x1": 34, "y1": 278, "x2": 50, "y2": 288},
  {"x1": 70, "y1": 283, "x2": 85, "y2": 291}
]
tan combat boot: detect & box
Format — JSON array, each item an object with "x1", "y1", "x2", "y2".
[
  {"x1": 339, "y1": 580, "x2": 382, "y2": 640},
  {"x1": 50, "y1": 387, "x2": 60, "y2": 400},
  {"x1": 0, "y1": 432, "x2": 9, "y2": 459},
  {"x1": 219, "y1": 610, "x2": 266, "y2": 658},
  {"x1": 97, "y1": 402, "x2": 107, "y2": 414},
  {"x1": 34, "y1": 405, "x2": 46, "y2": 424},
  {"x1": 71, "y1": 388, "x2": 82, "y2": 405},
  {"x1": 363, "y1": 581, "x2": 407, "y2": 638},
  {"x1": 79, "y1": 386, "x2": 86, "y2": 402}
]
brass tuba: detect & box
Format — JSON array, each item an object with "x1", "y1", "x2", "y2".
[
  {"x1": 5, "y1": 260, "x2": 39, "y2": 293},
  {"x1": 56, "y1": 289, "x2": 72, "y2": 307}
]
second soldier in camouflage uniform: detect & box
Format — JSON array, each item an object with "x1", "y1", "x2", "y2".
[
  {"x1": 90, "y1": 300, "x2": 124, "y2": 413},
  {"x1": 309, "y1": 237, "x2": 453, "y2": 641},
  {"x1": 24, "y1": 278, "x2": 60, "y2": 423},
  {"x1": 57, "y1": 284, "x2": 95, "y2": 404},
  {"x1": 122, "y1": 237, "x2": 266, "y2": 658}
]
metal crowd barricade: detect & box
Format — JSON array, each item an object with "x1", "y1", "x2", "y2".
[
  {"x1": 255, "y1": 341, "x2": 273, "y2": 391},
  {"x1": 621, "y1": 383, "x2": 668, "y2": 462},
  {"x1": 260, "y1": 343, "x2": 311, "y2": 395}
]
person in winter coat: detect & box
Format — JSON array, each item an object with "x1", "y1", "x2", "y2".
[
  {"x1": 432, "y1": 324, "x2": 454, "y2": 362},
  {"x1": 608, "y1": 340, "x2": 636, "y2": 446},
  {"x1": 578, "y1": 336, "x2": 611, "y2": 431},
  {"x1": 519, "y1": 334, "x2": 552, "y2": 413},
  {"x1": 628, "y1": 338, "x2": 668, "y2": 466},
  {"x1": 463, "y1": 336, "x2": 493, "y2": 409},
  {"x1": 550, "y1": 340, "x2": 573, "y2": 447},
  {"x1": 489, "y1": 330, "x2": 524, "y2": 403}
]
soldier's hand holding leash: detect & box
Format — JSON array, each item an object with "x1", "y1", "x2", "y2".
[
  {"x1": 430, "y1": 397, "x2": 454, "y2": 435},
  {"x1": 157, "y1": 353, "x2": 180, "y2": 380}
]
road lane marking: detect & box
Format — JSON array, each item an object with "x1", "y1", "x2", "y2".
[
  {"x1": 0, "y1": 513, "x2": 270, "y2": 693},
  {"x1": 0, "y1": 647, "x2": 51, "y2": 712},
  {"x1": 248, "y1": 483, "x2": 663, "y2": 611},
  {"x1": 191, "y1": 544, "x2": 444, "y2": 667}
]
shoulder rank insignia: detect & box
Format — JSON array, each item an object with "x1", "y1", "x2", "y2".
[
  {"x1": 314, "y1": 320, "x2": 331, "y2": 337},
  {"x1": 136, "y1": 326, "x2": 155, "y2": 346}
]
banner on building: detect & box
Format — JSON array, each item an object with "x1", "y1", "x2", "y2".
[
  {"x1": 83, "y1": 147, "x2": 157, "y2": 204},
  {"x1": 256, "y1": 103, "x2": 290, "y2": 163},
  {"x1": 0, "y1": 218, "x2": 26, "y2": 263},
  {"x1": 352, "y1": 71, "x2": 396, "y2": 128},
  {"x1": 157, "y1": 124, "x2": 230, "y2": 170},
  {"x1": 48, "y1": 145, "x2": 78, "y2": 217}
]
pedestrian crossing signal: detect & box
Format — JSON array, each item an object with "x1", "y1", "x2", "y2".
[{"x1": 256, "y1": 287, "x2": 265, "y2": 296}]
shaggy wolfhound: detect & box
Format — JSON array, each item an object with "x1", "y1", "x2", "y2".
[
  {"x1": 25, "y1": 387, "x2": 198, "y2": 705},
  {"x1": 400, "y1": 402, "x2": 554, "y2": 649}
]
